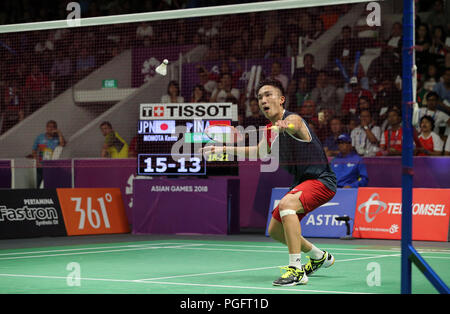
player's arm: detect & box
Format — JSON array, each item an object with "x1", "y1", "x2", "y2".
[
  {"x1": 200, "y1": 135, "x2": 270, "y2": 160},
  {"x1": 275, "y1": 114, "x2": 311, "y2": 142}
]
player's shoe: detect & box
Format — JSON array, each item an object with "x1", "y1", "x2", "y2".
[
  {"x1": 272, "y1": 266, "x2": 308, "y2": 286},
  {"x1": 303, "y1": 251, "x2": 335, "y2": 276}
]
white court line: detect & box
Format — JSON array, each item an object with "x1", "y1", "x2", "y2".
[
  {"x1": 417, "y1": 255, "x2": 450, "y2": 260},
  {"x1": 0, "y1": 273, "x2": 372, "y2": 294},
  {"x1": 137, "y1": 253, "x2": 401, "y2": 282},
  {"x1": 0, "y1": 244, "x2": 401, "y2": 261},
  {"x1": 137, "y1": 280, "x2": 374, "y2": 294},
  {"x1": 0, "y1": 241, "x2": 448, "y2": 261},
  {"x1": 149, "y1": 246, "x2": 400, "y2": 256},
  {"x1": 147, "y1": 242, "x2": 450, "y2": 254},
  {"x1": 0, "y1": 242, "x2": 181, "y2": 257},
  {"x1": 141, "y1": 242, "x2": 450, "y2": 255},
  {"x1": 336, "y1": 253, "x2": 401, "y2": 263},
  {"x1": 0, "y1": 252, "x2": 406, "y2": 294},
  {"x1": 0, "y1": 244, "x2": 204, "y2": 261},
  {"x1": 1, "y1": 241, "x2": 448, "y2": 258},
  {"x1": 136, "y1": 265, "x2": 282, "y2": 282}
]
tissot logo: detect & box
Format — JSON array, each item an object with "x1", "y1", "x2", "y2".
[
  {"x1": 357, "y1": 193, "x2": 387, "y2": 223},
  {"x1": 140, "y1": 103, "x2": 237, "y2": 120},
  {"x1": 141, "y1": 105, "x2": 165, "y2": 118},
  {"x1": 153, "y1": 106, "x2": 164, "y2": 117}
]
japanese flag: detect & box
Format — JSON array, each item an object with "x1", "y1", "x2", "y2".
[{"x1": 153, "y1": 120, "x2": 175, "y2": 134}]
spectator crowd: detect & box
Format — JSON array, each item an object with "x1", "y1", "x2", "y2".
[{"x1": 1, "y1": 0, "x2": 450, "y2": 160}]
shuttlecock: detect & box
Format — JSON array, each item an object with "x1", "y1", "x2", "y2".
[{"x1": 155, "y1": 59, "x2": 168, "y2": 76}]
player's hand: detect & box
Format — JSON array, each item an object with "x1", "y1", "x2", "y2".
[
  {"x1": 198, "y1": 145, "x2": 221, "y2": 157},
  {"x1": 274, "y1": 120, "x2": 294, "y2": 133}
]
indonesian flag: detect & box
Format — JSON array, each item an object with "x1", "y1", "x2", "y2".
[
  {"x1": 209, "y1": 120, "x2": 231, "y2": 126},
  {"x1": 208, "y1": 120, "x2": 231, "y2": 132},
  {"x1": 206, "y1": 120, "x2": 239, "y2": 143}
]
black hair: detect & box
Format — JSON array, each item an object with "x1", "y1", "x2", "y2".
[
  {"x1": 426, "y1": 91, "x2": 439, "y2": 100},
  {"x1": 330, "y1": 116, "x2": 342, "y2": 122},
  {"x1": 359, "y1": 108, "x2": 372, "y2": 116},
  {"x1": 192, "y1": 84, "x2": 208, "y2": 102},
  {"x1": 256, "y1": 78, "x2": 285, "y2": 97},
  {"x1": 47, "y1": 120, "x2": 57, "y2": 128},
  {"x1": 167, "y1": 80, "x2": 180, "y2": 96},
  {"x1": 303, "y1": 53, "x2": 314, "y2": 61},
  {"x1": 100, "y1": 121, "x2": 112, "y2": 129},
  {"x1": 388, "y1": 106, "x2": 401, "y2": 117},
  {"x1": 420, "y1": 115, "x2": 435, "y2": 130}
]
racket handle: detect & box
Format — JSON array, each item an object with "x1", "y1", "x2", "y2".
[{"x1": 270, "y1": 123, "x2": 295, "y2": 132}]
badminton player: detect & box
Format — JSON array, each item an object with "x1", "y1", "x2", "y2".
[{"x1": 201, "y1": 79, "x2": 337, "y2": 286}]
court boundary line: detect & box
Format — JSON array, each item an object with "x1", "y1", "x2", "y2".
[
  {"x1": 1, "y1": 248, "x2": 446, "y2": 294},
  {"x1": 0, "y1": 245, "x2": 405, "y2": 261},
  {"x1": 136, "y1": 253, "x2": 402, "y2": 282},
  {"x1": 1, "y1": 241, "x2": 448, "y2": 261},
  {"x1": 0, "y1": 243, "x2": 205, "y2": 261},
  {"x1": 0, "y1": 272, "x2": 373, "y2": 294},
  {"x1": 1, "y1": 241, "x2": 448, "y2": 257},
  {"x1": 0, "y1": 242, "x2": 186, "y2": 256}
]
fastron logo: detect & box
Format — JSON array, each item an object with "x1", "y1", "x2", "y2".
[
  {"x1": 358, "y1": 193, "x2": 387, "y2": 223},
  {"x1": 0, "y1": 205, "x2": 59, "y2": 226}
]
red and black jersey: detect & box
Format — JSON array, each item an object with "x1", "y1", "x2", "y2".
[{"x1": 265, "y1": 110, "x2": 337, "y2": 192}]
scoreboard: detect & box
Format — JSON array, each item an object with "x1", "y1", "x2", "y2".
[{"x1": 137, "y1": 103, "x2": 239, "y2": 176}]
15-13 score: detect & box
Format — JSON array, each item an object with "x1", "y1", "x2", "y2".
[{"x1": 138, "y1": 154, "x2": 206, "y2": 175}]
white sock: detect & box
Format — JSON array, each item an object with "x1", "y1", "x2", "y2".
[
  {"x1": 289, "y1": 254, "x2": 302, "y2": 269},
  {"x1": 305, "y1": 245, "x2": 324, "y2": 259}
]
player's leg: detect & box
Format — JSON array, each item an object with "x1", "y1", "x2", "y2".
[
  {"x1": 271, "y1": 191, "x2": 308, "y2": 286},
  {"x1": 278, "y1": 192, "x2": 303, "y2": 255},
  {"x1": 268, "y1": 218, "x2": 319, "y2": 253},
  {"x1": 296, "y1": 180, "x2": 336, "y2": 275},
  {"x1": 270, "y1": 180, "x2": 337, "y2": 282},
  {"x1": 268, "y1": 219, "x2": 329, "y2": 257},
  {"x1": 267, "y1": 218, "x2": 286, "y2": 244}
]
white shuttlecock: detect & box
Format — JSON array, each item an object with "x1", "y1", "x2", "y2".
[{"x1": 155, "y1": 59, "x2": 169, "y2": 76}]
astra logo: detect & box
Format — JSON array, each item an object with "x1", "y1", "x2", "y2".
[{"x1": 358, "y1": 193, "x2": 387, "y2": 223}]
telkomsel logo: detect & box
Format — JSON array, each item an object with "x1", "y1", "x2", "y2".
[{"x1": 357, "y1": 193, "x2": 387, "y2": 223}]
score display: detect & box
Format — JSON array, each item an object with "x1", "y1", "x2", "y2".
[
  {"x1": 137, "y1": 103, "x2": 239, "y2": 176},
  {"x1": 138, "y1": 154, "x2": 206, "y2": 176}
]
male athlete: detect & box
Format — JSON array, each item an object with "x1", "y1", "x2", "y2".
[{"x1": 201, "y1": 79, "x2": 337, "y2": 286}]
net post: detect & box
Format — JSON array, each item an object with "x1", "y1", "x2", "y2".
[
  {"x1": 408, "y1": 245, "x2": 450, "y2": 294},
  {"x1": 401, "y1": 0, "x2": 414, "y2": 295}
]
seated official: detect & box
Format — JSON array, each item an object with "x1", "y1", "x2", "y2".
[
  {"x1": 330, "y1": 133, "x2": 369, "y2": 188},
  {"x1": 99, "y1": 121, "x2": 129, "y2": 158}
]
